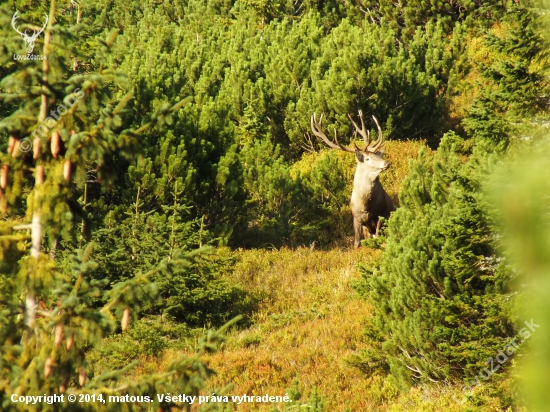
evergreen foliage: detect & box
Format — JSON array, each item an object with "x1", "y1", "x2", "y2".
[
  {"x1": 0, "y1": 2, "x2": 237, "y2": 410},
  {"x1": 462, "y1": 3, "x2": 549, "y2": 146},
  {"x1": 294, "y1": 150, "x2": 351, "y2": 244},
  {"x1": 239, "y1": 139, "x2": 317, "y2": 247},
  {"x1": 85, "y1": 198, "x2": 249, "y2": 326},
  {"x1": 71, "y1": 0, "x2": 481, "y2": 246},
  {"x1": 1, "y1": 0, "x2": 549, "y2": 409},
  {"x1": 350, "y1": 0, "x2": 550, "y2": 391},
  {"x1": 95, "y1": 0, "x2": 475, "y2": 245},
  {"x1": 355, "y1": 134, "x2": 515, "y2": 386},
  {"x1": 88, "y1": 317, "x2": 191, "y2": 372}
]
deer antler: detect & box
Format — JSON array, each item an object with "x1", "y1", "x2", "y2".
[
  {"x1": 369, "y1": 116, "x2": 384, "y2": 153},
  {"x1": 349, "y1": 111, "x2": 385, "y2": 153},
  {"x1": 311, "y1": 113, "x2": 356, "y2": 153},
  {"x1": 11, "y1": 12, "x2": 25, "y2": 36},
  {"x1": 348, "y1": 110, "x2": 371, "y2": 148},
  {"x1": 33, "y1": 13, "x2": 49, "y2": 39}
]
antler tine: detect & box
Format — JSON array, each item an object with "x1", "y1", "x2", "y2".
[
  {"x1": 312, "y1": 112, "x2": 325, "y2": 132},
  {"x1": 369, "y1": 115, "x2": 384, "y2": 152},
  {"x1": 11, "y1": 11, "x2": 24, "y2": 36},
  {"x1": 40, "y1": 13, "x2": 49, "y2": 32},
  {"x1": 348, "y1": 110, "x2": 371, "y2": 149},
  {"x1": 311, "y1": 113, "x2": 355, "y2": 153},
  {"x1": 334, "y1": 128, "x2": 360, "y2": 152}
]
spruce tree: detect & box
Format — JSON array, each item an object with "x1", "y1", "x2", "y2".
[
  {"x1": 0, "y1": 3, "x2": 233, "y2": 410},
  {"x1": 86, "y1": 185, "x2": 247, "y2": 326}
]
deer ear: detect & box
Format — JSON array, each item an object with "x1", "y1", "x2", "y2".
[
  {"x1": 376, "y1": 148, "x2": 385, "y2": 157},
  {"x1": 355, "y1": 149, "x2": 364, "y2": 163}
]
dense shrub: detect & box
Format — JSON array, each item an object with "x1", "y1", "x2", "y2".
[
  {"x1": 354, "y1": 133, "x2": 515, "y2": 386},
  {"x1": 72, "y1": 206, "x2": 253, "y2": 326}
]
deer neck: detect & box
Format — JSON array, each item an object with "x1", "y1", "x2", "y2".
[{"x1": 352, "y1": 168, "x2": 381, "y2": 199}]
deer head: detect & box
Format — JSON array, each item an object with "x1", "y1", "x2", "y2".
[
  {"x1": 12, "y1": 11, "x2": 48, "y2": 55},
  {"x1": 310, "y1": 110, "x2": 390, "y2": 178},
  {"x1": 347, "y1": 111, "x2": 390, "y2": 179}
]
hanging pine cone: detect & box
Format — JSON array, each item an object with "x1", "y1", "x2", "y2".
[
  {"x1": 11, "y1": 139, "x2": 21, "y2": 158},
  {"x1": 33, "y1": 136, "x2": 41, "y2": 159},
  {"x1": 78, "y1": 368, "x2": 86, "y2": 386},
  {"x1": 54, "y1": 324, "x2": 64, "y2": 347},
  {"x1": 7, "y1": 136, "x2": 15, "y2": 155},
  {"x1": 66, "y1": 333, "x2": 74, "y2": 350},
  {"x1": 51, "y1": 130, "x2": 60, "y2": 158},
  {"x1": 63, "y1": 159, "x2": 71, "y2": 181},
  {"x1": 44, "y1": 358, "x2": 53, "y2": 378},
  {"x1": 59, "y1": 379, "x2": 67, "y2": 393},
  {"x1": 121, "y1": 307, "x2": 131, "y2": 331},
  {"x1": 0, "y1": 165, "x2": 8, "y2": 189}
]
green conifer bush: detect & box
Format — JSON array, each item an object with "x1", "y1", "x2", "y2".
[
  {"x1": 85, "y1": 203, "x2": 251, "y2": 326},
  {"x1": 77, "y1": 0, "x2": 479, "y2": 246},
  {"x1": 355, "y1": 134, "x2": 515, "y2": 386},
  {"x1": 239, "y1": 139, "x2": 314, "y2": 247},
  {"x1": 463, "y1": 3, "x2": 548, "y2": 146}
]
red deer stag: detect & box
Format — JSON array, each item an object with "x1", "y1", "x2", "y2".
[{"x1": 310, "y1": 111, "x2": 394, "y2": 248}]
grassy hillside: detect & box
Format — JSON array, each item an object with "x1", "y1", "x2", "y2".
[
  {"x1": 123, "y1": 140, "x2": 515, "y2": 411},
  {"x1": 133, "y1": 246, "x2": 514, "y2": 411}
]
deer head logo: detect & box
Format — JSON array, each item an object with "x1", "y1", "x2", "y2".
[{"x1": 11, "y1": 11, "x2": 48, "y2": 55}]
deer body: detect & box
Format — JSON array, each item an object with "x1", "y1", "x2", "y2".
[
  {"x1": 310, "y1": 111, "x2": 394, "y2": 248},
  {"x1": 350, "y1": 157, "x2": 394, "y2": 247}
]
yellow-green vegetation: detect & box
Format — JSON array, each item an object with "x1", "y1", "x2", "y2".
[
  {"x1": 199, "y1": 247, "x2": 464, "y2": 411},
  {"x1": 206, "y1": 246, "x2": 378, "y2": 409},
  {"x1": 1, "y1": 1, "x2": 548, "y2": 410},
  {"x1": 126, "y1": 140, "x2": 514, "y2": 411},
  {"x1": 134, "y1": 246, "x2": 514, "y2": 411}
]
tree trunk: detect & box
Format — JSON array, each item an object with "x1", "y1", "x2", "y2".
[{"x1": 27, "y1": 0, "x2": 56, "y2": 332}]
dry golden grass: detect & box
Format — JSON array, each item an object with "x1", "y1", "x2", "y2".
[
  {"x1": 138, "y1": 246, "x2": 473, "y2": 411},
  {"x1": 203, "y1": 247, "x2": 377, "y2": 411},
  {"x1": 147, "y1": 247, "x2": 376, "y2": 410},
  {"x1": 129, "y1": 141, "x2": 508, "y2": 411}
]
